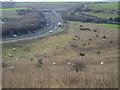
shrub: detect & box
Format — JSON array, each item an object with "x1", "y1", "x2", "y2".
[
  {"x1": 89, "y1": 39, "x2": 92, "y2": 41},
  {"x1": 30, "y1": 58, "x2": 34, "y2": 62},
  {"x1": 83, "y1": 44, "x2": 86, "y2": 46},
  {"x1": 103, "y1": 36, "x2": 106, "y2": 39},
  {"x1": 96, "y1": 34, "x2": 99, "y2": 37},
  {"x1": 2, "y1": 62, "x2": 8, "y2": 68},
  {"x1": 72, "y1": 38, "x2": 76, "y2": 40},
  {"x1": 75, "y1": 35, "x2": 78, "y2": 37},
  {"x1": 110, "y1": 41, "x2": 113, "y2": 44},
  {"x1": 71, "y1": 44, "x2": 78, "y2": 48},
  {"x1": 97, "y1": 51, "x2": 101, "y2": 54},
  {"x1": 36, "y1": 59, "x2": 43, "y2": 68},
  {"x1": 79, "y1": 53, "x2": 85, "y2": 56},
  {"x1": 71, "y1": 61, "x2": 85, "y2": 73}
]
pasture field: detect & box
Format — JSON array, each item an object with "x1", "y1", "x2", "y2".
[
  {"x1": 82, "y1": 2, "x2": 118, "y2": 19},
  {"x1": 88, "y1": 3, "x2": 118, "y2": 10},
  {"x1": 83, "y1": 12, "x2": 118, "y2": 18},
  {"x1": 0, "y1": 8, "x2": 28, "y2": 11},
  {"x1": 1, "y1": 8, "x2": 28, "y2": 18},
  {"x1": 2, "y1": 21, "x2": 118, "y2": 88},
  {"x1": 99, "y1": 24, "x2": 119, "y2": 29},
  {"x1": 15, "y1": 2, "x2": 80, "y2": 9}
]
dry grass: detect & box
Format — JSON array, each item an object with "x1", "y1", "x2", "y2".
[{"x1": 2, "y1": 21, "x2": 118, "y2": 88}]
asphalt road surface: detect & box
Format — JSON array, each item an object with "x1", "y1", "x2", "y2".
[{"x1": 1, "y1": 11, "x2": 62, "y2": 43}]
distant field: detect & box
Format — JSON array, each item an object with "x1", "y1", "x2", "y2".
[
  {"x1": 15, "y1": 2, "x2": 80, "y2": 9},
  {"x1": 89, "y1": 3, "x2": 118, "y2": 10},
  {"x1": 0, "y1": 8, "x2": 28, "y2": 11},
  {"x1": 83, "y1": 12, "x2": 118, "y2": 18},
  {"x1": 16, "y1": 2, "x2": 82, "y2": 4},
  {"x1": 82, "y1": 2, "x2": 118, "y2": 19},
  {"x1": 1, "y1": 8, "x2": 28, "y2": 18},
  {"x1": 2, "y1": 10, "x2": 22, "y2": 18},
  {"x1": 99, "y1": 24, "x2": 119, "y2": 29}
]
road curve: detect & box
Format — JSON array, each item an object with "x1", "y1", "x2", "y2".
[{"x1": 1, "y1": 11, "x2": 62, "y2": 43}]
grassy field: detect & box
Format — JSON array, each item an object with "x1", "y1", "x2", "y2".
[
  {"x1": 1, "y1": 8, "x2": 28, "y2": 18},
  {"x1": 15, "y1": 2, "x2": 80, "y2": 9},
  {"x1": 2, "y1": 21, "x2": 118, "y2": 88},
  {"x1": 89, "y1": 3, "x2": 118, "y2": 10},
  {"x1": 0, "y1": 8, "x2": 28, "y2": 11},
  {"x1": 83, "y1": 12, "x2": 118, "y2": 18},
  {"x1": 82, "y1": 2, "x2": 118, "y2": 19},
  {"x1": 99, "y1": 24, "x2": 119, "y2": 29}
]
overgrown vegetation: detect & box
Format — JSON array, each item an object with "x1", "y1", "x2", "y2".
[
  {"x1": 2, "y1": 8, "x2": 45, "y2": 37},
  {"x1": 62, "y1": 2, "x2": 119, "y2": 24}
]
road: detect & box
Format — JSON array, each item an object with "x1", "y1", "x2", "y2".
[{"x1": 1, "y1": 11, "x2": 62, "y2": 43}]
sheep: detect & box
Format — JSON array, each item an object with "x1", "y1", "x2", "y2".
[
  {"x1": 16, "y1": 57, "x2": 20, "y2": 61},
  {"x1": 27, "y1": 44, "x2": 29, "y2": 47},
  {"x1": 9, "y1": 66, "x2": 15, "y2": 69},
  {"x1": 13, "y1": 48, "x2": 16, "y2": 51},
  {"x1": 47, "y1": 48, "x2": 49, "y2": 50},
  {"x1": 100, "y1": 62, "x2": 104, "y2": 65},
  {"x1": 44, "y1": 50, "x2": 47, "y2": 53},
  {"x1": 68, "y1": 62, "x2": 71, "y2": 65},
  {"x1": 8, "y1": 54, "x2": 13, "y2": 57},
  {"x1": 53, "y1": 62, "x2": 56, "y2": 65}
]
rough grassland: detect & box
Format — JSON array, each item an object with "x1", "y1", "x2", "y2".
[
  {"x1": 99, "y1": 24, "x2": 119, "y2": 29},
  {"x1": 2, "y1": 21, "x2": 118, "y2": 88},
  {"x1": 88, "y1": 3, "x2": 118, "y2": 10},
  {"x1": 83, "y1": 12, "x2": 118, "y2": 18},
  {"x1": 82, "y1": 2, "x2": 118, "y2": 18},
  {"x1": 1, "y1": 8, "x2": 28, "y2": 18}
]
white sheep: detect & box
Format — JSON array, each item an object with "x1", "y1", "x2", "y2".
[
  {"x1": 45, "y1": 50, "x2": 47, "y2": 53},
  {"x1": 53, "y1": 62, "x2": 56, "y2": 65},
  {"x1": 16, "y1": 57, "x2": 20, "y2": 61},
  {"x1": 27, "y1": 44, "x2": 29, "y2": 47},
  {"x1": 13, "y1": 48, "x2": 16, "y2": 51},
  {"x1": 8, "y1": 54, "x2": 13, "y2": 57},
  {"x1": 100, "y1": 62, "x2": 104, "y2": 65},
  {"x1": 9, "y1": 66, "x2": 15, "y2": 69},
  {"x1": 68, "y1": 62, "x2": 71, "y2": 65}
]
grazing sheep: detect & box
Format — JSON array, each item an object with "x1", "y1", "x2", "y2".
[
  {"x1": 27, "y1": 44, "x2": 29, "y2": 47},
  {"x1": 53, "y1": 62, "x2": 56, "y2": 65},
  {"x1": 16, "y1": 57, "x2": 20, "y2": 61},
  {"x1": 101, "y1": 62, "x2": 104, "y2": 65},
  {"x1": 30, "y1": 58, "x2": 34, "y2": 62},
  {"x1": 13, "y1": 48, "x2": 16, "y2": 51},
  {"x1": 9, "y1": 66, "x2": 15, "y2": 69},
  {"x1": 45, "y1": 50, "x2": 47, "y2": 53},
  {"x1": 47, "y1": 48, "x2": 49, "y2": 50},
  {"x1": 8, "y1": 54, "x2": 13, "y2": 57},
  {"x1": 68, "y1": 62, "x2": 71, "y2": 65}
]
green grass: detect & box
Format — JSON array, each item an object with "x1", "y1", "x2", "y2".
[
  {"x1": 83, "y1": 12, "x2": 118, "y2": 18},
  {"x1": 89, "y1": 3, "x2": 118, "y2": 10},
  {"x1": 0, "y1": 8, "x2": 28, "y2": 11},
  {"x1": 1, "y1": 8, "x2": 28, "y2": 18},
  {"x1": 81, "y1": 3, "x2": 119, "y2": 19},
  {"x1": 2, "y1": 10, "x2": 22, "y2": 18},
  {"x1": 16, "y1": 2, "x2": 83, "y2": 4},
  {"x1": 99, "y1": 24, "x2": 119, "y2": 29}
]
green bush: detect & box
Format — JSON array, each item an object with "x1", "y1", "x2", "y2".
[{"x1": 71, "y1": 61, "x2": 85, "y2": 73}]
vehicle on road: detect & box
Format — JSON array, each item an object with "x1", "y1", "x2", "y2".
[
  {"x1": 49, "y1": 30, "x2": 53, "y2": 33},
  {"x1": 58, "y1": 22, "x2": 62, "y2": 27},
  {"x1": 12, "y1": 35, "x2": 17, "y2": 38}
]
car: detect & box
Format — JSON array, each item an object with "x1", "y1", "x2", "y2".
[
  {"x1": 13, "y1": 35, "x2": 17, "y2": 38},
  {"x1": 58, "y1": 23, "x2": 62, "y2": 27},
  {"x1": 49, "y1": 30, "x2": 53, "y2": 33}
]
